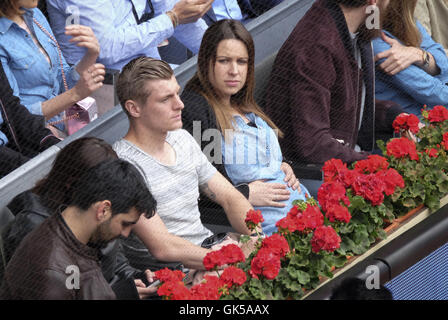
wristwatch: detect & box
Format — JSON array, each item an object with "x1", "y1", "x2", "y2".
[{"x1": 421, "y1": 49, "x2": 430, "y2": 68}]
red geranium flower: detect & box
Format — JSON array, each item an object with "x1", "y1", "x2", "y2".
[
  {"x1": 354, "y1": 155, "x2": 389, "y2": 174},
  {"x1": 301, "y1": 204, "x2": 325, "y2": 230},
  {"x1": 443, "y1": 132, "x2": 448, "y2": 150},
  {"x1": 375, "y1": 168, "x2": 405, "y2": 196},
  {"x1": 386, "y1": 137, "x2": 419, "y2": 161},
  {"x1": 337, "y1": 168, "x2": 361, "y2": 188},
  {"x1": 425, "y1": 148, "x2": 439, "y2": 158},
  {"x1": 220, "y1": 266, "x2": 247, "y2": 288},
  {"x1": 154, "y1": 268, "x2": 185, "y2": 283},
  {"x1": 317, "y1": 180, "x2": 350, "y2": 212},
  {"x1": 325, "y1": 204, "x2": 351, "y2": 224},
  {"x1": 219, "y1": 244, "x2": 246, "y2": 265},
  {"x1": 158, "y1": 280, "x2": 192, "y2": 300},
  {"x1": 322, "y1": 158, "x2": 349, "y2": 182},
  {"x1": 392, "y1": 113, "x2": 421, "y2": 134},
  {"x1": 190, "y1": 275, "x2": 224, "y2": 300},
  {"x1": 288, "y1": 205, "x2": 300, "y2": 217},
  {"x1": 203, "y1": 250, "x2": 226, "y2": 271},
  {"x1": 249, "y1": 248, "x2": 281, "y2": 280},
  {"x1": 311, "y1": 226, "x2": 341, "y2": 253},
  {"x1": 245, "y1": 209, "x2": 264, "y2": 230},
  {"x1": 428, "y1": 106, "x2": 448, "y2": 123},
  {"x1": 276, "y1": 215, "x2": 305, "y2": 234},
  {"x1": 351, "y1": 174, "x2": 385, "y2": 206},
  {"x1": 261, "y1": 233, "x2": 290, "y2": 258}
]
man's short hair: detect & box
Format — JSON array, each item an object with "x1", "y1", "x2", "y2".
[
  {"x1": 333, "y1": 0, "x2": 369, "y2": 8},
  {"x1": 69, "y1": 159, "x2": 157, "y2": 219},
  {"x1": 116, "y1": 57, "x2": 174, "y2": 117}
]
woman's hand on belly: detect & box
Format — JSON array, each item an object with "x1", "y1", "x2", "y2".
[
  {"x1": 280, "y1": 162, "x2": 301, "y2": 192},
  {"x1": 248, "y1": 180, "x2": 291, "y2": 208}
]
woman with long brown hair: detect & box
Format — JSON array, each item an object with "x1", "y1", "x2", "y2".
[
  {"x1": 181, "y1": 19, "x2": 310, "y2": 235},
  {"x1": 373, "y1": 0, "x2": 448, "y2": 116}
]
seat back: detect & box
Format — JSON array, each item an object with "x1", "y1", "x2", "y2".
[{"x1": 254, "y1": 51, "x2": 278, "y2": 107}]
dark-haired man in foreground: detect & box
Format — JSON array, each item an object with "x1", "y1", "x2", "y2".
[{"x1": 0, "y1": 159, "x2": 157, "y2": 300}]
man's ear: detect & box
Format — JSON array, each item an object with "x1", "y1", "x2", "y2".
[
  {"x1": 95, "y1": 200, "x2": 112, "y2": 222},
  {"x1": 125, "y1": 100, "x2": 141, "y2": 119}
]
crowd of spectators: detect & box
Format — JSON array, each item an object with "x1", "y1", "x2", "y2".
[{"x1": 1, "y1": 0, "x2": 448, "y2": 300}]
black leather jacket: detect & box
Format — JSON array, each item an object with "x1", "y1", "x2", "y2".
[{"x1": 1, "y1": 191, "x2": 140, "y2": 298}]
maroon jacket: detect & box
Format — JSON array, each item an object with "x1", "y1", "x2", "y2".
[{"x1": 264, "y1": 0, "x2": 403, "y2": 165}]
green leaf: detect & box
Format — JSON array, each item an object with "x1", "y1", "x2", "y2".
[
  {"x1": 377, "y1": 228, "x2": 387, "y2": 240},
  {"x1": 425, "y1": 194, "x2": 441, "y2": 211},
  {"x1": 402, "y1": 198, "x2": 416, "y2": 208},
  {"x1": 296, "y1": 270, "x2": 311, "y2": 285},
  {"x1": 289, "y1": 254, "x2": 309, "y2": 267},
  {"x1": 439, "y1": 180, "x2": 448, "y2": 194}
]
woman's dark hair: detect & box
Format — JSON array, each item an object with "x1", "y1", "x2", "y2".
[
  {"x1": 184, "y1": 19, "x2": 282, "y2": 138},
  {"x1": 33, "y1": 137, "x2": 118, "y2": 212}
]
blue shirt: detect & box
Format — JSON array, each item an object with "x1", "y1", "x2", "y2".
[
  {"x1": 0, "y1": 8, "x2": 79, "y2": 129},
  {"x1": 222, "y1": 113, "x2": 310, "y2": 235},
  {"x1": 46, "y1": 0, "x2": 208, "y2": 70},
  {"x1": 373, "y1": 21, "x2": 448, "y2": 116},
  {"x1": 0, "y1": 112, "x2": 8, "y2": 146},
  {"x1": 212, "y1": 0, "x2": 243, "y2": 21}
]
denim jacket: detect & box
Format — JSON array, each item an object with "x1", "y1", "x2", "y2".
[
  {"x1": 373, "y1": 21, "x2": 448, "y2": 115},
  {"x1": 0, "y1": 8, "x2": 79, "y2": 128}
]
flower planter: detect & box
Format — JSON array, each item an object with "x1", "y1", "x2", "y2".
[
  {"x1": 393, "y1": 204, "x2": 425, "y2": 224},
  {"x1": 383, "y1": 221, "x2": 399, "y2": 234}
]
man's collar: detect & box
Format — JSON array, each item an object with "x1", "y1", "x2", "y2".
[{"x1": 323, "y1": 0, "x2": 358, "y2": 60}]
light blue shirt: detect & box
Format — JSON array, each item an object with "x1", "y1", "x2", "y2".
[
  {"x1": 222, "y1": 113, "x2": 310, "y2": 235},
  {"x1": 0, "y1": 8, "x2": 79, "y2": 130},
  {"x1": 46, "y1": 0, "x2": 208, "y2": 70},
  {"x1": 212, "y1": 0, "x2": 243, "y2": 21},
  {"x1": 373, "y1": 21, "x2": 448, "y2": 116}
]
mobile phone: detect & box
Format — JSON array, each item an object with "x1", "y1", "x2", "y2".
[{"x1": 148, "y1": 280, "x2": 160, "y2": 288}]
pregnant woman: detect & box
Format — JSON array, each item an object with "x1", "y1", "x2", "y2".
[{"x1": 181, "y1": 19, "x2": 310, "y2": 235}]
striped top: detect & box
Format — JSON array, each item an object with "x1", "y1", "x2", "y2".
[{"x1": 113, "y1": 129, "x2": 216, "y2": 246}]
